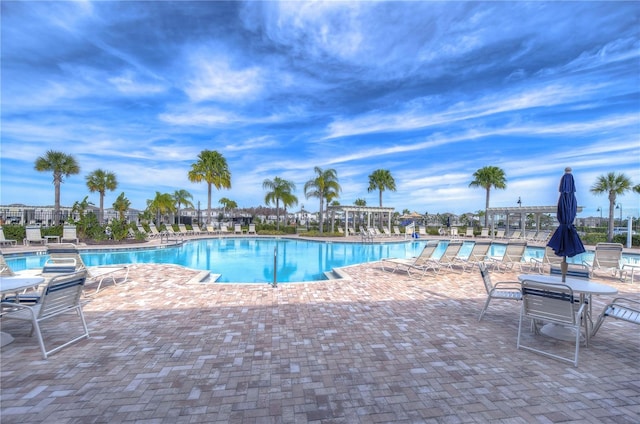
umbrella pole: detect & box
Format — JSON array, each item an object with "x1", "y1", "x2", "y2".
[{"x1": 561, "y1": 257, "x2": 568, "y2": 282}]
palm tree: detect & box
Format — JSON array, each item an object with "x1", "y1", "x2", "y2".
[
  {"x1": 368, "y1": 169, "x2": 396, "y2": 227},
  {"x1": 590, "y1": 172, "x2": 633, "y2": 242},
  {"x1": 112, "y1": 192, "x2": 131, "y2": 221},
  {"x1": 34, "y1": 150, "x2": 80, "y2": 224},
  {"x1": 146, "y1": 192, "x2": 175, "y2": 226},
  {"x1": 469, "y1": 166, "x2": 507, "y2": 228},
  {"x1": 304, "y1": 167, "x2": 341, "y2": 233},
  {"x1": 173, "y1": 189, "x2": 194, "y2": 225},
  {"x1": 354, "y1": 198, "x2": 366, "y2": 230},
  {"x1": 188, "y1": 150, "x2": 231, "y2": 224},
  {"x1": 86, "y1": 169, "x2": 118, "y2": 224},
  {"x1": 263, "y1": 177, "x2": 298, "y2": 230},
  {"x1": 218, "y1": 197, "x2": 237, "y2": 221}
]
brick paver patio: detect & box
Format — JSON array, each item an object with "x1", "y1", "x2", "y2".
[{"x1": 1, "y1": 260, "x2": 638, "y2": 423}]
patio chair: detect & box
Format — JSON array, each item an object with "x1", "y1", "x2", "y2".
[
  {"x1": 491, "y1": 240, "x2": 527, "y2": 271},
  {"x1": 178, "y1": 224, "x2": 193, "y2": 236},
  {"x1": 0, "y1": 270, "x2": 90, "y2": 359},
  {"x1": 529, "y1": 246, "x2": 565, "y2": 274},
  {"x1": 494, "y1": 229, "x2": 505, "y2": 239},
  {"x1": 591, "y1": 297, "x2": 640, "y2": 337},
  {"x1": 247, "y1": 224, "x2": 257, "y2": 235},
  {"x1": 61, "y1": 225, "x2": 79, "y2": 243},
  {"x1": 234, "y1": 224, "x2": 244, "y2": 234},
  {"x1": 381, "y1": 241, "x2": 440, "y2": 276},
  {"x1": 393, "y1": 226, "x2": 402, "y2": 236},
  {"x1": 479, "y1": 228, "x2": 490, "y2": 238},
  {"x1": 455, "y1": 240, "x2": 492, "y2": 272},
  {"x1": 382, "y1": 227, "x2": 392, "y2": 237},
  {"x1": 24, "y1": 226, "x2": 46, "y2": 245},
  {"x1": 0, "y1": 227, "x2": 17, "y2": 246},
  {"x1": 508, "y1": 230, "x2": 522, "y2": 239},
  {"x1": 583, "y1": 243, "x2": 624, "y2": 280},
  {"x1": 430, "y1": 240, "x2": 465, "y2": 272},
  {"x1": 147, "y1": 223, "x2": 162, "y2": 238},
  {"x1": 464, "y1": 228, "x2": 474, "y2": 238},
  {"x1": 478, "y1": 262, "x2": 522, "y2": 321},
  {"x1": 517, "y1": 280, "x2": 585, "y2": 367}
]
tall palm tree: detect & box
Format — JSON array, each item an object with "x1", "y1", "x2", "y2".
[
  {"x1": 188, "y1": 150, "x2": 231, "y2": 224},
  {"x1": 173, "y1": 189, "x2": 194, "y2": 225},
  {"x1": 590, "y1": 172, "x2": 633, "y2": 242},
  {"x1": 146, "y1": 192, "x2": 175, "y2": 226},
  {"x1": 368, "y1": 169, "x2": 396, "y2": 227},
  {"x1": 86, "y1": 169, "x2": 118, "y2": 224},
  {"x1": 263, "y1": 177, "x2": 298, "y2": 230},
  {"x1": 304, "y1": 167, "x2": 341, "y2": 233},
  {"x1": 34, "y1": 150, "x2": 80, "y2": 224},
  {"x1": 469, "y1": 166, "x2": 507, "y2": 228},
  {"x1": 112, "y1": 192, "x2": 131, "y2": 221}
]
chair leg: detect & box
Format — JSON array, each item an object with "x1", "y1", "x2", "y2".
[{"x1": 478, "y1": 297, "x2": 492, "y2": 321}]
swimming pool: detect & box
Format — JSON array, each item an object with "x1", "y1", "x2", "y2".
[{"x1": 5, "y1": 238, "x2": 637, "y2": 283}]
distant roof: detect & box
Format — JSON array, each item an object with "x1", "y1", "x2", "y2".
[{"x1": 486, "y1": 205, "x2": 584, "y2": 214}]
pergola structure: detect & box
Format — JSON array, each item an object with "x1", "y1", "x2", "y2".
[
  {"x1": 327, "y1": 205, "x2": 395, "y2": 237},
  {"x1": 486, "y1": 205, "x2": 583, "y2": 235}
]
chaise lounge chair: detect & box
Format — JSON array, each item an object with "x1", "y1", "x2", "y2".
[
  {"x1": 0, "y1": 226, "x2": 17, "y2": 246},
  {"x1": 61, "y1": 225, "x2": 79, "y2": 243},
  {"x1": 583, "y1": 242, "x2": 624, "y2": 280},
  {"x1": 381, "y1": 241, "x2": 440, "y2": 276},
  {"x1": 24, "y1": 226, "x2": 47, "y2": 245}
]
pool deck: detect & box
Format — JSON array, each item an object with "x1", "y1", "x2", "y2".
[{"x1": 1, "y1": 237, "x2": 639, "y2": 423}]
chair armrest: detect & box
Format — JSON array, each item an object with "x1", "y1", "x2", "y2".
[{"x1": 492, "y1": 281, "x2": 522, "y2": 290}]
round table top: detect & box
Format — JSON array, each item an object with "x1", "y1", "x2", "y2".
[
  {"x1": 518, "y1": 274, "x2": 618, "y2": 295},
  {"x1": 0, "y1": 276, "x2": 45, "y2": 294}
]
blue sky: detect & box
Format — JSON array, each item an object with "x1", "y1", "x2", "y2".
[{"x1": 1, "y1": 1, "x2": 639, "y2": 219}]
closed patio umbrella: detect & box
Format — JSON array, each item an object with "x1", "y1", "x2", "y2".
[{"x1": 547, "y1": 167, "x2": 586, "y2": 281}]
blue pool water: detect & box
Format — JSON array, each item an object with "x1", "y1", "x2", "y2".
[{"x1": 5, "y1": 238, "x2": 637, "y2": 283}]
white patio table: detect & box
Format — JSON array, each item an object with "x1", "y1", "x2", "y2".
[
  {"x1": 0, "y1": 276, "x2": 45, "y2": 347},
  {"x1": 517, "y1": 274, "x2": 618, "y2": 347}
]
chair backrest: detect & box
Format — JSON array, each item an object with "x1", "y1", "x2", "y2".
[
  {"x1": 495, "y1": 229, "x2": 505, "y2": 238},
  {"x1": 63, "y1": 225, "x2": 77, "y2": 239},
  {"x1": 505, "y1": 240, "x2": 527, "y2": 259},
  {"x1": 543, "y1": 246, "x2": 564, "y2": 266},
  {"x1": 465, "y1": 228, "x2": 474, "y2": 237},
  {"x1": 26, "y1": 226, "x2": 43, "y2": 240},
  {"x1": 0, "y1": 252, "x2": 16, "y2": 276},
  {"x1": 38, "y1": 271, "x2": 87, "y2": 319},
  {"x1": 480, "y1": 228, "x2": 489, "y2": 237},
  {"x1": 520, "y1": 280, "x2": 577, "y2": 325},
  {"x1": 593, "y1": 243, "x2": 623, "y2": 269},
  {"x1": 549, "y1": 265, "x2": 590, "y2": 280},
  {"x1": 440, "y1": 241, "x2": 463, "y2": 262},
  {"x1": 469, "y1": 241, "x2": 492, "y2": 260},
  {"x1": 415, "y1": 241, "x2": 439, "y2": 265},
  {"x1": 0, "y1": 227, "x2": 7, "y2": 241},
  {"x1": 249, "y1": 224, "x2": 256, "y2": 231},
  {"x1": 46, "y1": 243, "x2": 86, "y2": 270},
  {"x1": 478, "y1": 262, "x2": 493, "y2": 294},
  {"x1": 235, "y1": 224, "x2": 242, "y2": 231}
]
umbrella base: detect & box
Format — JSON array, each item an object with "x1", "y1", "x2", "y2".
[{"x1": 540, "y1": 323, "x2": 584, "y2": 342}]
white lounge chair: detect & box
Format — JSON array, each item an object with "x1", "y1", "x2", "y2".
[
  {"x1": 455, "y1": 240, "x2": 492, "y2": 272},
  {"x1": 464, "y1": 228, "x2": 474, "y2": 238},
  {"x1": 393, "y1": 226, "x2": 402, "y2": 237},
  {"x1": 381, "y1": 241, "x2": 440, "y2": 276},
  {"x1": 61, "y1": 225, "x2": 79, "y2": 243},
  {"x1": 583, "y1": 243, "x2": 624, "y2": 280},
  {"x1": 24, "y1": 226, "x2": 46, "y2": 245},
  {"x1": 46, "y1": 244, "x2": 129, "y2": 295},
  {"x1": 491, "y1": 240, "x2": 527, "y2": 271},
  {"x1": 591, "y1": 297, "x2": 640, "y2": 337},
  {"x1": 0, "y1": 226, "x2": 17, "y2": 246},
  {"x1": 247, "y1": 224, "x2": 257, "y2": 235},
  {"x1": 234, "y1": 224, "x2": 244, "y2": 234}
]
